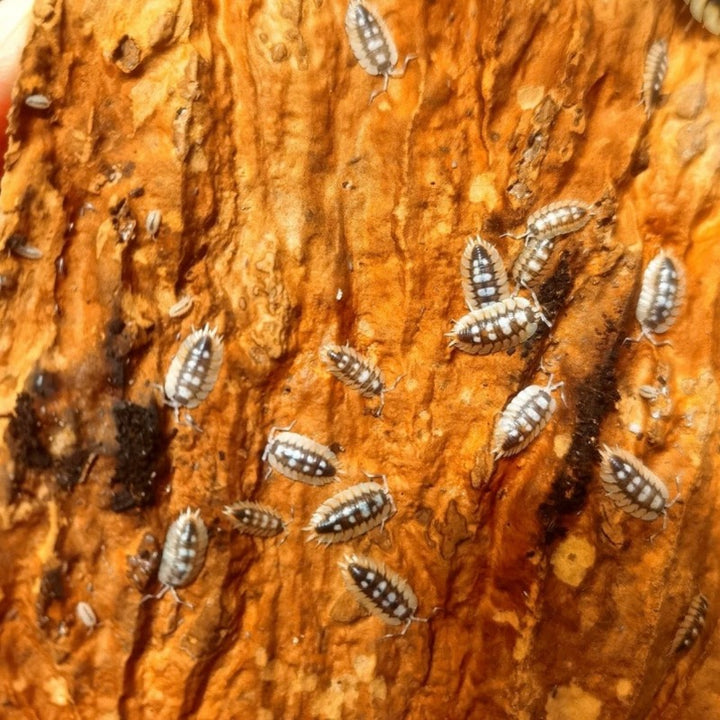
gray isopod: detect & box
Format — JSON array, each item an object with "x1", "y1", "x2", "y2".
[{"x1": 461, "y1": 236, "x2": 510, "y2": 310}]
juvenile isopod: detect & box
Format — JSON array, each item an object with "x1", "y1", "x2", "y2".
[
  {"x1": 599, "y1": 446, "x2": 679, "y2": 525},
  {"x1": 142, "y1": 508, "x2": 208, "y2": 607},
  {"x1": 632, "y1": 249, "x2": 686, "y2": 345},
  {"x1": 127, "y1": 532, "x2": 161, "y2": 592},
  {"x1": 447, "y1": 296, "x2": 548, "y2": 356},
  {"x1": 163, "y1": 324, "x2": 224, "y2": 420},
  {"x1": 511, "y1": 235, "x2": 559, "y2": 290},
  {"x1": 682, "y1": 0, "x2": 720, "y2": 35},
  {"x1": 321, "y1": 343, "x2": 392, "y2": 416},
  {"x1": 6, "y1": 233, "x2": 43, "y2": 260},
  {"x1": 75, "y1": 601, "x2": 98, "y2": 631},
  {"x1": 461, "y1": 236, "x2": 510, "y2": 310},
  {"x1": 344, "y1": 0, "x2": 416, "y2": 103},
  {"x1": 491, "y1": 377, "x2": 564, "y2": 459},
  {"x1": 670, "y1": 593, "x2": 709, "y2": 654},
  {"x1": 25, "y1": 94, "x2": 51, "y2": 110},
  {"x1": 304, "y1": 474, "x2": 396, "y2": 544},
  {"x1": 146, "y1": 209, "x2": 162, "y2": 238},
  {"x1": 263, "y1": 426, "x2": 342, "y2": 485},
  {"x1": 168, "y1": 295, "x2": 194, "y2": 318},
  {"x1": 642, "y1": 39, "x2": 668, "y2": 117},
  {"x1": 338, "y1": 553, "x2": 429, "y2": 635},
  {"x1": 223, "y1": 501, "x2": 287, "y2": 538}
]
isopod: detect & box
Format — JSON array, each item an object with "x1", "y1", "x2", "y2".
[
  {"x1": 127, "y1": 532, "x2": 161, "y2": 592},
  {"x1": 25, "y1": 94, "x2": 51, "y2": 110},
  {"x1": 671, "y1": 593, "x2": 709, "y2": 653},
  {"x1": 344, "y1": 0, "x2": 416, "y2": 103},
  {"x1": 491, "y1": 378, "x2": 564, "y2": 459},
  {"x1": 304, "y1": 474, "x2": 396, "y2": 544},
  {"x1": 75, "y1": 601, "x2": 97, "y2": 630},
  {"x1": 338, "y1": 553, "x2": 428, "y2": 635},
  {"x1": 223, "y1": 501, "x2": 287, "y2": 538},
  {"x1": 599, "y1": 446, "x2": 679, "y2": 524},
  {"x1": 321, "y1": 343, "x2": 390, "y2": 416},
  {"x1": 168, "y1": 295, "x2": 194, "y2": 318},
  {"x1": 146, "y1": 209, "x2": 162, "y2": 238},
  {"x1": 506, "y1": 201, "x2": 592, "y2": 244},
  {"x1": 447, "y1": 296, "x2": 548, "y2": 356},
  {"x1": 642, "y1": 39, "x2": 668, "y2": 117},
  {"x1": 263, "y1": 427, "x2": 342, "y2": 485},
  {"x1": 163, "y1": 324, "x2": 224, "y2": 419},
  {"x1": 6, "y1": 233, "x2": 43, "y2": 260},
  {"x1": 461, "y1": 236, "x2": 510, "y2": 310},
  {"x1": 511, "y1": 234, "x2": 559, "y2": 290},
  {"x1": 142, "y1": 508, "x2": 208, "y2": 606},
  {"x1": 633, "y1": 249, "x2": 686, "y2": 344},
  {"x1": 682, "y1": 0, "x2": 720, "y2": 35}
]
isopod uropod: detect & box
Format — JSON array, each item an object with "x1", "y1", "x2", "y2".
[
  {"x1": 670, "y1": 593, "x2": 709, "y2": 654},
  {"x1": 344, "y1": 0, "x2": 416, "y2": 103},
  {"x1": 142, "y1": 508, "x2": 208, "y2": 607},
  {"x1": 338, "y1": 553, "x2": 428, "y2": 635},
  {"x1": 598, "y1": 446, "x2": 679, "y2": 525},
  {"x1": 263, "y1": 427, "x2": 342, "y2": 485},
  {"x1": 491, "y1": 378, "x2": 564, "y2": 459},
  {"x1": 642, "y1": 39, "x2": 668, "y2": 117},
  {"x1": 682, "y1": 0, "x2": 720, "y2": 35},
  {"x1": 461, "y1": 236, "x2": 510, "y2": 310},
  {"x1": 223, "y1": 501, "x2": 287, "y2": 538},
  {"x1": 304, "y1": 474, "x2": 396, "y2": 544}
]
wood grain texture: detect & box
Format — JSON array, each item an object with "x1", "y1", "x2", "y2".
[{"x1": 1, "y1": 0, "x2": 719, "y2": 718}]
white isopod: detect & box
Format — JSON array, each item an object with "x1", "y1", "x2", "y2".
[
  {"x1": 75, "y1": 601, "x2": 98, "y2": 631},
  {"x1": 25, "y1": 94, "x2": 52, "y2": 110},
  {"x1": 491, "y1": 378, "x2": 564, "y2": 459},
  {"x1": 642, "y1": 39, "x2": 668, "y2": 117},
  {"x1": 345, "y1": 0, "x2": 416, "y2": 103},
  {"x1": 461, "y1": 236, "x2": 510, "y2": 310},
  {"x1": 168, "y1": 295, "x2": 194, "y2": 318},
  {"x1": 682, "y1": 0, "x2": 720, "y2": 34},
  {"x1": 263, "y1": 427, "x2": 342, "y2": 485},
  {"x1": 146, "y1": 209, "x2": 162, "y2": 238},
  {"x1": 142, "y1": 508, "x2": 208, "y2": 607},
  {"x1": 511, "y1": 234, "x2": 559, "y2": 290},
  {"x1": 223, "y1": 501, "x2": 287, "y2": 538},
  {"x1": 505, "y1": 201, "x2": 592, "y2": 244},
  {"x1": 670, "y1": 593, "x2": 709, "y2": 654},
  {"x1": 304, "y1": 474, "x2": 396, "y2": 544}
]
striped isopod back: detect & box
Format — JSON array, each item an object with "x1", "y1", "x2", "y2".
[
  {"x1": 671, "y1": 593, "x2": 709, "y2": 653},
  {"x1": 599, "y1": 446, "x2": 674, "y2": 522},
  {"x1": 163, "y1": 324, "x2": 224, "y2": 413},
  {"x1": 305, "y1": 478, "x2": 396, "y2": 544},
  {"x1": 491, "y1": 379, "x2": 563, "y2": 459},
  {"x1": 683, "y1": 0, "x2": 720, "y2": 34},
  {"x1": 263, "y1": 429, "x2": 341, "y2": 485},
  {"x1": 461, "y1": 236, "x2": 510, "y2": 310},
  {"x1": 642, "y1": 39, "x2": 668, "y2": 117},
  {"x1": 224, "y1": 501, "x2": 287, "y2": 538},
  {"x1": 525, "y1": 200, "x2": 592, "y2": 242},
  {"x1": 635, "y1": 249, "x2": 686, "y2": 341},
  {"x1": 447, "y1": 296, "x2": 546, "y2": 356},
  {"x1": 511, "y1": 235, "x2": 558, "y2": 290}
]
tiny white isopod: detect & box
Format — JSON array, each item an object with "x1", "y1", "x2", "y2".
[
  {"x1": 75, "y1": 601, "x2": 98, "y2": 631},
  {"x1": 25, "y1": 94, "x2": 51, "y2": 110},
  {"x1": 642, "y1": 39, "x2": 668, "y2": 117},
  {"x1": 168, "y1": 295, "x2": 194, "y2": 319}
]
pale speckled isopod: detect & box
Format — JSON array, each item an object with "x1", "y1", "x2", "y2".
[
  {"x1": 642, "y1": 39, "x2": 668, "y2": 117},
  {"x1": 511, "y1": 235, "x2": 559, "y2": 290},
  {"x1": 168, "y1": 295, "x2": 194, "y2": 318},
  {"x1": 263, "y1": 426, "x2": 342, "y2": 485},
  {"x1": 75, "y1": 601, "x2": 98, "y2": 631},
  {"x1": 599, "y1": 446, "x2": 680, "y2": 526},
  {"x1": 683, "y1": 0, "x2": 720, "y2": 34},
  {"x1": 447, "y1": 296, "x2": 549, "y2": 356},
  {"x1": 142, "y1": 508, "x2": 208, "y2": 607},
  {"x1": 223, "y1": 501, "x2": 287, "y2": 539},
  {"x1": 491, "y1": 378, "x2": 564, "y2": 459},
  {"x1": 461, "y1": 236, "x2": 510, "y2": 310},
  {"x1": 505, "y1": 201, "x2": 592, "y2": 244},
  {"x1": 345, "y1": 0, "x2": 416, "y2": 104},
  {"x1": 631, "y1": 249, "x2": 686, "y2": 345},
  {"x1": 146, "y1": 209, "x2": 162, "y2": 238},
  {"x1": 338, "y1": 553, "x2": 429, "y2": 636},
  {"x1": 163, "y1": 324, "x2": 224, "y2": 421},
  {"x1": 670, "y1": 593, "x2": 709, "y2": 654},
  {"x1": 304, "y1": 474, "x2": 396, "y2": 544}
]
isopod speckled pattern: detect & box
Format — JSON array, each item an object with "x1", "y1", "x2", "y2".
[
  {"x1": 223, "y1": 501, "x2": 287, "y2": 538},
  {"x1": 321, "y1": 343, "x2": 388, "y2": 416},
  {"x1": 345, "y1": 0, "x2": 416, "y2": 103},
  {"x1": 671, "y1": 593, "x2": 709, "y2": 653},
  {"x1": 642, "y1": 39, "x2": 668, "y2": 117},
  {"x1": 447, "y1": 296, "x2": 548, "y2": 355},
  {"x1": 599, "y1": 446, "x2": 679, "y2": 524},
  {"x1": 506, "y1": 201, "x2": 592, "y2": 244},
  {"x1": 163, "y1": 324, "x2": 224, "y2": 419},
  {"x1": 683, "y1": 0, "x2": 720, "y2": 34},
  {"x1": 633, "y1": 249, "x2": 686, "y2": 344},
  {"x1": 461, "y1": 236, "x2": 510, "y2": 310},
  {"x1": 142, "y1": 508, "x2": 208, "y2": 606},
  {"x1": 339, "y1": 554, "x2": 426, "y2": 635},
  {"x1": 263, "y1": 427, "x2": 342, "y2": 485},
  {"x1": 511, "y1": 235, "x2": 559, "y2": 290},
  {"x1": 304, "y1": 474, "x2": 396, "y2": 544},
  {"x1": 491, "y1": 378, "x2": 564, "y2": 459}
]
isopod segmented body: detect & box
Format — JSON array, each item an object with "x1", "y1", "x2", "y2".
[
  {"x1": 642, "y1": 39, "x2": 668, "y2": 118},
  {"x1": 143, "y1": 508, "x2": 208, "y2": 606},
  {"x1": 224, "y1": 501, "x2": 287, "y2": 538},
  {"x1": 461, "y1": 236, "x2": 510, "y2": 310},
  {"x1": 683, "y1": 0, "x2": 720, "y2": 35},
  {"x1": 447, "y1": 296, "x2": 547, "y2": 356},
  {"x1": 76, "y1": 601, "x2": 98, "y2": 630},
  {"x1": 671, "y1": 593, "x2": 709, "y2": 654},
  {"x1": 345, "y1": 0, "x2": 416, "y2": 103},
  {"x1": 305, "y1": 475, "x2": 396, "y2": 544},
  {"x1": 491, "y1": 378, "x2": 563, "y2": 459},
  {"x1": 521, "y1": 201, "x2": 592, "y2": 243},
  {"x1": 339, "y1": 554, "x2": 425, "y2": 634},
  {"x1": 634, "y1": 249, "x2": 686, "y2": 343},
  {"x1": 163, "y1": 324, "x2": 224, "y2": 418},
  {"x1": 599, "y1": 446, "x2": 678, "y2": 523},
  {"x1": 511, "y1": 235, "x2": 559, "y2": 290},
  {"x1": 263, "y1": 428, "x2": 342, "y2": 485}
]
